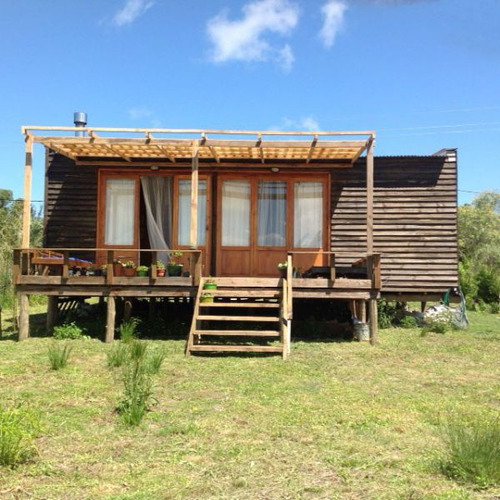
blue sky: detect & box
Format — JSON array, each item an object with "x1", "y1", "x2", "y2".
[{"x1": 0, "y1": 0, "x2": 499, "y2": 205}]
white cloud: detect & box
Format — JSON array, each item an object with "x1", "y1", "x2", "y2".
[
  {"x1": 113, "y1": 0, "x2": 154, "y2": 27},
  {"x1": 319, "y1": 0, "x2": 347, "y2": 48},
  {"x1": 207, "y1": 0, "x2": 299, "y2": 70},
  {"x1": 270, "y1": 117, "x2": 321, "y2": 131},
  {"x1": 128, "y1": 107, "x2": 162, "y2": 127}
]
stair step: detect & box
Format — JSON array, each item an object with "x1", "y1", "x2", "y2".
[
  {"x1": 208, "y1": 290, "x2": 281, "y2": 298},
  {"x1": 195, "y1": 330, "x2": 280, "y2": 337},
  {"x1": 197, "y1": 315, "x2": 280, "y2": 322},
  {"x1": 190, "y1": 344, "x2": 283, "y2": 353},
  {"x1": 209, "y1": 278, "x2": 281, "y2": 287},
  {"x1": 199, "y1": 302, "x2": 280, "y2": 308}
]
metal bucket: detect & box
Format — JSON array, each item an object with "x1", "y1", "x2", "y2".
[{"x1": 353, "y1": 322, "x2": 370, "y2": 341}]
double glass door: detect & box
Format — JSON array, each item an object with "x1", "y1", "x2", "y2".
[{"x1": 217, "y1": 175, "x2": 327, "y2": 277}]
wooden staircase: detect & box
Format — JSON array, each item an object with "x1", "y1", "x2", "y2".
[{"x1": 185, "y1": 277, "x2": 292, "y2": 359}]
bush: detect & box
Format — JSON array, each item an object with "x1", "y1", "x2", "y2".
[
  {"x1": 47, "y1": 342, "x2": 72, "y2": 370},
  {"x1": 398, "y1": 315, "x2": 419, "y2": 329},
  {"x1": 0, "y1": 405, "x2": 40, "y2": 467},
  {"x1": 119, "y1": 318, "x2": 140, "y2": 343},
  {"x1": 378, "y1": 301, "x2": 400, "y2": 329},
  {"x1": 106, "y1": 342, "x2": 128, "y2": 368},
  {"x1": 440, "y1": 416, "x2": 500, "y2": 488},
  {"x1": 117, "y1": 341, "x2": 153, "y2": 426},
  {"x1": 422, "y1": 320, "x2": 451, "y2": 335},
  {"x1": 53, "y1": 322, "x2": 86, "y2": 340}
]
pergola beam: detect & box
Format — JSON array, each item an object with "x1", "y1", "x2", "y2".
[
  {"x1": 190, "y1": 141, "x2": 200, "y2": 248},
  {"x1": 21, "y1": 135, "x2": 33, "y2": 249},
  {"x1": 306, "y1": 135, "x2": 318, "y2": 164},
  {"x1": 366, "y1": 138, "x2": 374, "y2": 255}
]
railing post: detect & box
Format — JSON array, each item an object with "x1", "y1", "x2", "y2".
[
  {"x1": 13, "y1": 250, "x2": 21, "y2": 284},
  {"x1": 329, "y1": 252, "x2": 336, "y2": 284},
  {"x1": 193, "y1": 251, "x2": 202, "y2": 286},
  {"x1": 106, "y1": 250, "x2": 114, "y2": 285},
  {"x1": 286, "y1": 253, "x2": 293, "y2": 320},
  {"x1": 151, "y1": 251, "x2": 157, "y2": 280},
  {"x1": 62, "y1": 251, "x2": 69, "y2": 280},
  {"x1": 372, "y1": 253, "x2": 381, "y2": 289}
]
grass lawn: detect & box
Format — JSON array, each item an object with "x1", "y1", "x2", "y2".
[{"x1": 0, "y1": 309, "x2": 499, "y2": 499}]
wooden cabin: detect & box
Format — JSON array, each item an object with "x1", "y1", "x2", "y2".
[{"x1": 15, "y1": 125, "x2": 458, "y2": 357}]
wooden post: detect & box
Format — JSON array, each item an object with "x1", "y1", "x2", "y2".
[
  {"x1": 421, "y1": 301, "x2": 427, "y2": 313},
  {"x1": 151, "y1": 251, "x2": 157, "y2": 280},
  {"x1": 148, "y1": 298, "x2": 156, "y2": 322},
  {"x1": 62, "y1": 251, "x2": 69, "y2": 279},
  {"x1": 105, "y1": 296, "x2": 116, "y2": 343},
  {"x1": 22, "y1": 135, "x2": 33, "y2": 249},
  {"x1": 46, "y1": 296, "x2": 58, "y2": 334},
  {"x1": 286, "y1": 253, "x2": 293, "y2": 319},
  {"x1": 13, "y1": 249, "x2": 21, "y2": 285},
  {"x1": 190, "y1": 141, "x2": 199, "y2": 248},
  {"x1": 123, "y1": 300, "x2": 132, "y2": 321},
  {"x1": 329, "y1": 252, "x2": 336, "y2": 283},
  {"x1": 369, "y1": 299, "x2": 378, "y2": 346},
  {"x1": 366, "y1": 138, "x2": 374, "y2": 255},
  {"x1": 359, "y1": 300, "x2": 367, "y2": 323},
  {"x1": 106, "y1": 250, "x2": 114, "y2": 285},
  {"x1": 18, "y1": 293, "x2": 29, "y2": 341}
]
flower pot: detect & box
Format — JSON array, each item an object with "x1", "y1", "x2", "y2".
[
  {"x1": 201, "y1": 295, "x2": 214, "y2": 303},
  {"x1": 137, "y1": 270, "x2": 148, "y2": 277},
  {"x1": 113, "y1": 263, "x2": 123, "y2": 277},
  {"x1": 203, "y1": 282, "x2": 217, "y2": 290},
  {"x1": 279, "y1": 268, "x2": 287, "y2": 278},
  {"x1": 167, "y1": 264, "x2": 183, "y2": 277},
  {"x1": 123, "y1": 267, "x2": 136, "y2": 277},
  {"x1": 157, "y1": 269, "x2": 166, "y2": 277}
]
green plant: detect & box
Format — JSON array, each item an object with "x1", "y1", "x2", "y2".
[
  {"x1": 378, "y1": 301, "x2": 400, "y2": 329},
  {"x1": 168, "y1": 251, "x2": 183, "y2": 264},
  {"x1": 147, "y1": 348, "x2": 166, "y2": 375},
  {"x1": 137, "y1": 265, "x2": 148, "y2": 273},
  {"x1": 156, "y1": 260, "x2": 165, "y2": 270},
  {"x1": 0, "y1": 405, "x2": 40, "y2": 467},
  {"x1": 277, "y1": 261, "x2": 287, "y2": 270},
  {"x1": 117, "y1": 341, "x2": 153, "y2": 426},
  {"x1": 123, "y1": 260, "x2": 136, "y2": 269},
  {"x1": 399, "y1": 315, "x2": 418, "y2": 329},
  {"x1": 107, "y1": 342, "x2": 128, "y2": 368},
  {"x1": 422, "y1": 320, "x2": 451, "y2": 335},
  {"x1": 47, "y1": 342, "x2": 72, "y2": 370},
  {"x1": 439, "y1": 416, "x2": 500, "y2": 488},
  {"x1": 201, "y1": 293, "x2": 213, "y2": 303},
  {"x1": 118, "y1": 318, "x2": 140, "y2": 343},
  {"x1": 53, "y1": 322, "x2": 86, "y2": 340}
]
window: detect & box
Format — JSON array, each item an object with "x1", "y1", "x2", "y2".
[
  {"x1": 222, "y1": 180, "x2": 250, "y2": 246},
  {"x1": 293, "y1": 181, "x2": 323, "y2": 248},
  {"x1": 105, "y1": 179, "x2": 135, "y2": 245},
  {"x1": 178, "y1": 179, "x2": 207, "y2": 246},
  {"x1": 257, "y1": 180, "x2": 286, "y2": 247}
]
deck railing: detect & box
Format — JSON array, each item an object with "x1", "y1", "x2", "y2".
[{"x1": 13, "y1": 248, "x2": 203, "y2": 286}]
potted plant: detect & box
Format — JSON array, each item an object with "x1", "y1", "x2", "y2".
[
  {"x1": 122, "y1": 260, "x2": 136, "y2": 277},
  {"x1": 200, "y1": 293, "x2": 214, "y2": 303},
  {"x1": 277, "y1": 261, "x2": 288, "y2": 278},
  {"x1": 101, "y1": 264, "x2": 107, "y2": 277},
  {"x1": 136, "y1": 265, "x2": 149, "y2": 277},
  {"x1": 167, "y1": 251, "x2": 183, "y2": 277},
  {"x1": 203, "y1": 276, "x2": 217, "y2": 290},
  {"x1": 156, "y1": 260, "x2": 166, "y2": 277},
  {"x1": 113, "y1": 259, "x2": 123, "y2": 277}
]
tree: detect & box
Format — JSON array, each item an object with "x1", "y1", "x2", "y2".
[{"x1": 458, "y1": 191, "x2": 500, "y2": 310}]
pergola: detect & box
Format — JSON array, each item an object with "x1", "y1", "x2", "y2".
[{"x1": 21, "y1": 126, "x2": 375, "y2": 252}]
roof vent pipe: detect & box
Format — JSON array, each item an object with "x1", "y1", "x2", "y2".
[{"x1": 73, "y1": 111, "x2": 87, "y2": 137}]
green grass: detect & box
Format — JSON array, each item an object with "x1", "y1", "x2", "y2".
[
  {"x1": 0, "y1": 310, "x2": 498, "y2": 498},
  {"x1": 47, "y1": 342, "x2": 72, "y2": 370}
]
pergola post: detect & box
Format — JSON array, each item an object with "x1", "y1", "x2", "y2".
[
  {"x1": 22, "y1": 135, "x2": 33, "y2": 249},
  {"x1": 366, "y1": 138, "x2": 374, "y2": 255},
  {"x1": 190, "y1": 141, "x2": 200, "y2": 249}
]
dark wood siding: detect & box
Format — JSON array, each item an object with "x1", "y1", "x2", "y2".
[
  {"x1": 331, "y1": 152, "x2": 458, "y2": 295},
  {"x1": 44, "y1": 152, "x2": 98, "y2": 248}
]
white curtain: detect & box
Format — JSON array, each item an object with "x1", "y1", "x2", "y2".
[
  {"x1": 178, "y1": 179, "x2": 207, "y2": 246},
  {"x1": 222, "y1": 180, "x2": 250, "y2": 246},
  {"x1": 140, "y1": 176, "x2": 173, "y2": 263},
  {"x1": 105, "y1": 179, "x2": 135, "y2": 245},
  {"x1": 257, "y1": 181, "x2": 286, "y2": 247},
  {"x1": 294, "y1": 182, "x2": 323, "y2": 248}
]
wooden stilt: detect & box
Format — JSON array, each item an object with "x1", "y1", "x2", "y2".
[
  {"x1": 18, "y1": 294, "x2": 29, "y2": 341},
  {"x1": 105, "y1": 296, "x2": 116, "y2": 343},
  {"x1": 369, "y1": 299, "x2": 378, "y2": 346},
  {"x1": 359, "y1": 300, "x2": 367, "y2": 323},
  {"x1": 123, "y1": 300, "x2": 132, "y2": 321},
  {"x1": 46, "y1": 296, "x2": 58, "y2": 334},
  {"x1": 421, "y1": 301, "x2": 427, "y2": 313},
  {"x1": 148, "y1": 298, "x2": 156, "y2": 322}
]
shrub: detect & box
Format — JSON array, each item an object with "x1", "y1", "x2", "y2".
[
  {"x1": 422, "y1": 320, "x2": 451, "y2": 335},
  {"x1": 378, "y1": 301, "x2": 400, "y2": 329},
  {"x1": 47, "y1": 342, "x2": 72, "y2": 370},
  {"x1": 440, "y1": 416, "x2": 500, "y2": 488},
  {"x1": 117, "y1": 342, "x2": 153, "y2": 426},
  {"x1": 0, "y1": 405, "x2": 40, "y2": 467},
  {"x1": 53, "y1": 322, "x2": 86, "y2": 340},
  {"x1": 147, "y1": 348, "x2": 166, "y2": 375},
  {"x1": 119, "y1": 318, "x2": 140, "y2": 343},
  {"x1": 106, "y1": 342, "x2": 128, "y2": 368},
  {"x1": 399, "y1": 315, "x2": 419, "y2": 329}
]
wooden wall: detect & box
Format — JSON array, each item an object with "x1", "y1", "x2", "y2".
[
  {"x1": 44, "y1": 151, "x2": 98, "y2": 248},
  {"x1": 331, "y1": 151, "x2": 458, "y2": 295}
]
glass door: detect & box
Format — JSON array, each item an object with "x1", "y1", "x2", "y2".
[{"x1": 218, "y1": 179, "x2": 252, "y2": 276}]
